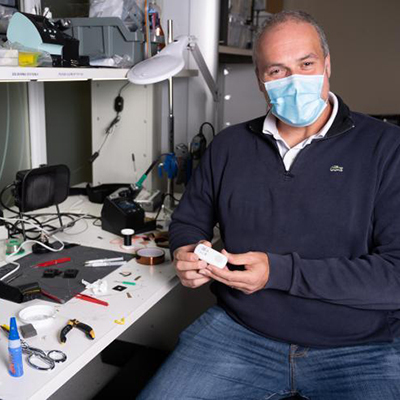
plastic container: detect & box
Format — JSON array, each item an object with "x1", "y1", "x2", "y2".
[
  {"x1": 19, "y1": 52, "x2": 40, "y2": 67},
  {"x1": 63, "y1": 17, "x2": 145, "y2": 64},
  {"x1": 18, "y1": 304, "x2": 56, "y2": 331}
]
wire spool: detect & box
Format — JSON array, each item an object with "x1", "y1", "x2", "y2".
[
  {"x1": 5, "y1": 238, "x2": 24, "y2": 255},
  {"x1": 121, "y1": 228, "x2": 134, "y2": 248},
  {"x1": 135, "y1": 248, "x2": 165, "y2": 265}
]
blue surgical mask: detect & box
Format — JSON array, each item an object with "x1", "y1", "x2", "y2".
[{"x1": 264, "y1": 74, "x2": 327, "y2": 127}]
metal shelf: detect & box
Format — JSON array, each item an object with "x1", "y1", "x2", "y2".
[
  {"x1": 0, "y1": 66, "x2": 198, "y2": 82},
  {"x1": 219, "y1": 45, "x2": 253, "y2": 57}
]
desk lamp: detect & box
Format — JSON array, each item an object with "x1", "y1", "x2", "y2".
[{"x1": 127, "y1": 20, "x2": 219, "y2": 211}]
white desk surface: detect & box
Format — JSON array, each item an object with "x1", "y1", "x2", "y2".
[{"x1": 0, "y1": 195, "x2": 178, "y2": 400}]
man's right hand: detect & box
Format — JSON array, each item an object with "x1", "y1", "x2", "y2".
[{"x1": 173, "y1": 240, "x2": 212, "y2": 289}]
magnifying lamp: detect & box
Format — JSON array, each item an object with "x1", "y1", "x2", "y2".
[
  {"x1": 127, "y1": 28, "x2": 219, "y2": 209},
  {"x1": 127, "y1": 35, "x2": 219, "y2": 102},
  {"x1": 127, "y1": 36, "x2": 188, "y2": 85}
]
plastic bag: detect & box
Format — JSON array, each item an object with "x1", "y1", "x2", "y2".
[
  {"x1": 0, "y1": 5, "x2": 16, "y2": 34},
  {"x1": 89, "y1": 0, "x2": 145, "y2": 32},
  {"x1": 122, "y1": 0, "x2": 144, "y2": 32},
  {"x1": 3, "y1": 41, "x2": 53, "y2": 67},
  {"x1": 89, "y1": 0, "x2": 124, "y2": 18},
  {"x1": 89, "y1": 54, "x2": 133, "y2": 68}
]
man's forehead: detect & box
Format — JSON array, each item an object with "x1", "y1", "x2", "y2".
[
  {"x1": 262, "y1": 20, "x2": 320, "y2": 41},
  {"x1": 257, "y1": 21, "x2": 324, "y2": 62}
]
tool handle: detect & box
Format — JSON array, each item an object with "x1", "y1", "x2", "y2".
[
  {"x1": 76, "y1": 322, "x2": 95, "y2": 340},
  {"x1": 60, "y1": 323, "x2": 73, "y2": 344}
]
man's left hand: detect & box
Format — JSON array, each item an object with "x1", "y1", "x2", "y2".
[{"x1": 199, "y1": 250, "x2": 270, "y2": 295}]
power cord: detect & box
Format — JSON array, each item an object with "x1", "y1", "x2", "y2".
[
  {"x1": 89, "y1": 82, "x2": 130, "y2": 164},
  {"x1": 0, "y1": 215, "x2": 65, "y2": 281}
]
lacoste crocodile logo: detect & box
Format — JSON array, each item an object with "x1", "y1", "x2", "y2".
[{"x1": 330, "y1": 165, "x2": 343, "y2": 172}]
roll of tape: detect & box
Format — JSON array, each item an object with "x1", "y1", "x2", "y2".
[{"x1": 136, "y1": 248, "x2": 165, "y2": 265}]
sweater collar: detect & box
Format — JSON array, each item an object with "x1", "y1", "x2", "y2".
[{"x1": 248, "y1": 94, "x2": 355, "y2": 138}]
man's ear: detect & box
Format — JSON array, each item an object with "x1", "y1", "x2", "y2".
[
  {"x1": 255, "y1": 67, "x2": 265, "y2": 93},
  {"x1": 325, "y1": 54, "x2": 331, "y2": 78}
]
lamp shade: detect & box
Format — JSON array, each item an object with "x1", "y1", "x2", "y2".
[{"x1": 127, "y1": 36, "x2": 189, "y2": 84}]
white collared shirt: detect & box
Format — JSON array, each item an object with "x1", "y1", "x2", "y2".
[{"x1": 262, "y1": 92, "x2": 339, "y2": 171}]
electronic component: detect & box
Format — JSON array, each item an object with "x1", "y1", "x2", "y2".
[
  {"x1": 0, "y1": 281, "x2": 42, "y2": 303},
  {"x1": 101, "y1": 187, "x2": 156, "y2": 236},
  {"x1": 194, "y1": 244, "x2": 228, "y2": 269},
  {"x1": 42, "y1": 269, "x2": 63, "y2": 278},
  {"x1": 63, "y1": 269, "x2": 79, "y2": 279},
  {"x1": 135, "y1": 189, "x2": 163, "y2": 212}
]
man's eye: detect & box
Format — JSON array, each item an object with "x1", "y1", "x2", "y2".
[
  {"x1": 303, "y1": 61, "x2": 314, "y2": 68},
  {"x1": 268, "y1": 68, "x2": 284, "y2": 77}
]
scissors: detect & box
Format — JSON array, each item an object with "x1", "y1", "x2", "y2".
[
  {"x1": 21, "y1": 341, "x2": 67, "y2": 371},
  {"x1": 1, "y1": 324, "x2": 67, "y2": 371}
]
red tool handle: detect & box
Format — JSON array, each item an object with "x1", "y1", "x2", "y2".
[
  {"x1": 75, "y1": 294, "x2": 109, "y2": 307},
  {"x1": 36, "y1": 257, "x2": 71, "y2": 267}
]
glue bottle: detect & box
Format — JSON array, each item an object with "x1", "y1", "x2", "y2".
[{"x1": 8, "y1": 317, "x2": 23, "y2": 377}]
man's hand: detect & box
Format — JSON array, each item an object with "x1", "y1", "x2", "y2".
[
  {"x1": 173, "y1": 240, "x2": 212, "y2": 289},
  {"x1": 199, "y1": 250, "x2": 270, "y2": 295}
]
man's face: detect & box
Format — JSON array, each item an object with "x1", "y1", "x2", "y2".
[{"x1": 256, "y1": 21, "x2": 331, "y2": 103}]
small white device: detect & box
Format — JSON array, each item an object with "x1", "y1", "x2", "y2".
[{"x1": 194, "y1": 244, "x2": 227, "y2": 269}]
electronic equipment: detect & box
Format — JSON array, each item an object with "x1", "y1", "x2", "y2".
[
  {"x1": 135, "y1": 188, "x2": 163, "y2": 212},
  {"x1": 14, "y1": 164, "x2": 70, "y2": 213},
  {"x1": 101, "y1": 187, "x2": 156, "y2": 236},
  {"x1": 7, "y1": 12, "x2": 88, "y2": 67},
  {"x1": 85, "y1": 183, "x2": 130, "y2": 204},
  {"x1": 0, "y1": 281, "x2": 41, "y2": 304},
  {"x1": 194, "y1": 244, "x2": 228, "y2": 269},
  {"x1": 13, "y1": 164, "x2": 70, "y2": 247}
]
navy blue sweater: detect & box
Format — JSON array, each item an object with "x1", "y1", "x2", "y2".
[{"x1": 169, "y1": 96, "x2": 400, "y2": 348}]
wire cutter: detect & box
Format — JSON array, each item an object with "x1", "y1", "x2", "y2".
[{"x1": 60, "y1": 319, "x2": 95, "y2": 344}]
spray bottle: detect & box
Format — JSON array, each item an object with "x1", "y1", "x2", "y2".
[{"x1": 8, "y1": 317, "x2": 23, "y2": 377}]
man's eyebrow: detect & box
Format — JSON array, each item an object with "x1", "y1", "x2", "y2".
[
  {"x1": 264, "y1": 53, "x2": 319, "y2": 69},
  {"x1": 298, "y1": 53, "x2": 319, "y2": 61},
  {"x1": 265, "y1": 62, "x2": 285, "y2": 69}
]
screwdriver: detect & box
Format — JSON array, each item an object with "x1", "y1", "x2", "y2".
[{"x1": 115, "y1": 281, "x2": 136, "y2": 286}]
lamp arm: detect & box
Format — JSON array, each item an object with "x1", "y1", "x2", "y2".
[{"x1": 187, "y1": 39, "x2": 220, "y2": 103}]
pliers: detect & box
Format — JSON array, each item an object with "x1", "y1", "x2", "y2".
[{"x1": 60, "y1": 319, "x2": 95, "y2": 344}]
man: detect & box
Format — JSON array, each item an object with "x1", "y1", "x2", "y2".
[{"x1": 139, "y1": 10, "x2": 400, "y2": 399}]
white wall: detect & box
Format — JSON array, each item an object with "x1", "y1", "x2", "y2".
[
  {"x1": 284, "y1": 0, "x2": 400, "y2": 114},
  {"x1": 219, "y1": 64, "x2": 267, "y2": 130}
]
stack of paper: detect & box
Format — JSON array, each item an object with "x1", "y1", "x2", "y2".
[{"x1": 0, "y1": 48, "x2": 18, "y2": 66}]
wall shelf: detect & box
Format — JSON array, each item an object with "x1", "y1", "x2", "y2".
[
  {"x1": 219, "y1": 45, "x2": 253, "y2": 57},
  {"x1": 218, "y1": 45, "x2": 253, "y2": 64},
  {"x1": 0, "y1": 67, "x2": 198, "y2": 82}
]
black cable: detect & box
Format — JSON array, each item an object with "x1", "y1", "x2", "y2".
[
  {"x1": 5, "y1": 212, "x2": 97, "y2": 239},
  {"x1": 0, "y1": 180, "x2": 98, "y2": 237},
  {"x1": 154, "y1": 193, "x2": 180, "y2": 223},
  {"x1": 200, "y1": 122, "x2": 216, "y2": 138},
  {"x1": 89, "y1": 113, "x2": 121, "y2": 164},
  {"x1": 90, "y1": 81, "x2": 130, "y2": 164},
  {"x1": 0, "y1": 183, "x2": 49, "y2": 238},
  {"x1": 118, "y1": 81, "x2": 130, "y2": 96},
  {"x1": 93, "y1": 218, "x2": 102, "y2": 227},
  {"x1": 0, "y1": 183, "x2": 17, "y2": 215}
]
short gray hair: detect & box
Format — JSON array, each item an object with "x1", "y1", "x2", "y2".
[{"x1": 253, "y1": 10, "x2": 330, "y2": 65}]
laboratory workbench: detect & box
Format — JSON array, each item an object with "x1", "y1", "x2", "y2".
[{"x1": 0, "y1": 194, "x2": 178, "y2": 400}]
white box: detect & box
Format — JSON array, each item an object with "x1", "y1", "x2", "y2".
[{"x1": 0, "y1": 58, "x2": 18, "y2": 66}]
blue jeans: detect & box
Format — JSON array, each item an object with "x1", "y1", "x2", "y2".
[{"x1": 138, "y1": 306, "x2": 400, "y2": 399}]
